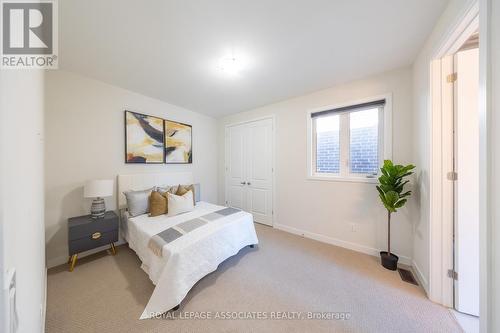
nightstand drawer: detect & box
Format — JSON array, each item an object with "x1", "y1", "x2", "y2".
[
  {"x1": 68, "y1": 230, "x2": 118, "y2": 255},
  {"x1": 68, "y1": 212, "x2": 118, "y2": 241}
]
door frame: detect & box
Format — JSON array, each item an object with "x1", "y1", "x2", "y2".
[
  {"x1": 428, "y1": 0, "x2": 480, "y2": 309},
  {"x1": 224, "y1": 115, "x2": 276, "y2": 227}
]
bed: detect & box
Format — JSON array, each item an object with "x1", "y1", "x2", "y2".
[{"x1": 118, "y1": 173, "x2": 259, "y2": 319}]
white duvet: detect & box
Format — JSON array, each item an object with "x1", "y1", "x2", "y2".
[{"x1": 122, "y1": 201, "x2": 259, "y2": 319}]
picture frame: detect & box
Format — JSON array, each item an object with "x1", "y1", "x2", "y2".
[
  {"x1": 164, "y1": 119, "x2": 193, "y2": 164},
  {"x1": 124, "y1": 110, "x2": 165, "y2": 164}
]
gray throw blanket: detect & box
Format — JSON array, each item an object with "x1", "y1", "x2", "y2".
[{"x1": 148, "y1": 207, "x2": 241, "y2": 257}]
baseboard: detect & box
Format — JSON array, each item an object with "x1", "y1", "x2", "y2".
[
  {"x1": 46, "y1": 239, "x2": 127, "y2": 269},
  {"x1": 41, "y1": 268, "x2": 47, "y2": 333},
  {"x1": 412, "y1": 259, "x2": 429, "y2": 294},
  {"x1": 274, "y1": 223, "x2": 412, "y2": 266}
]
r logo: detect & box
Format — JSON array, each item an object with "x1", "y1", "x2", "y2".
[{"x1": 2, "y1": 2, "x2": 53, "y2": 54}]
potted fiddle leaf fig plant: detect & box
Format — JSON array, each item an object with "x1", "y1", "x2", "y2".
[{"x1": 376, "y1": 160, "x2": 415, "y2": 270}]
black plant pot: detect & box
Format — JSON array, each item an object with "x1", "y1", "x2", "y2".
[{"x1": 380, "y1": 251, "x2": 399, "y2": 271}]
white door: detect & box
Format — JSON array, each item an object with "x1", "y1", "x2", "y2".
[
  {"x1": 245, "y1": 119, "x2": 274, "y2": 225},
  {"x1": 226, "y1": 118, "x2": 274, "y2": 226},
  {"x1": 226, "y1": 123, "x2": 247, "y2": 211},
  {"x1": 453, "y1": 48, "x2": 479, "y2": 316}
]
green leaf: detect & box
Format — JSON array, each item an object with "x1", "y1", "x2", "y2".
[
  {"x1": 381, "y1": 168, "x2": 389, "y2": 177},
  {"x1": 394, "y1": 180, "x2": 409, "y2": 194},
  {"x1": 394, "y1": 199, "x2": 407, "y2": 209},
  {"x1": 378, "y1": 175, "x2": 390, "y2": 185},
  {"x1": 385, "y1": 191, "x2": 399, "y2": 205},
  {"x1": 379, "y1": 193, "x2": 387, "y2": 205},
  {"x1": 399, "y1": 172, "x2": 414, "y2": 178},
  {"x1": 379, "y1": 184, "x2": 392, "y2": 193},
  {"x1": 400, "y1": 190, "x2": 412, "y2": 198}
]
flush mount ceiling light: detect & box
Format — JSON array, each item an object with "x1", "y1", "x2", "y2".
[
  {"x1": 219, "y1": 55, "x2": 241, "y2": 75},
  {"x1": 217, "y1": 50, "x2": 250, "y2": 77}
]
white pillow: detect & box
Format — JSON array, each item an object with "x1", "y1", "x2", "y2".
[{"x1": 167, "y1": 190, "x2": 194, "y2": 216}]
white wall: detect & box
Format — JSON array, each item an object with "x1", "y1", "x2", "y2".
[
  {"x1": 45, "y1": 71, "x2": 218, "y2": 267},
  {"x1": 0, "y1": 70, "x2": 46, "y2": 333},
  {"x1": 411, "y1": 0, "x2": 476, "y2": 293},
  {"x1": 218, "y1": 67, "x2": 415, "y2": 263},
  {"x1": 488, "y1": 0, "x2": 500, "y2": 330}
]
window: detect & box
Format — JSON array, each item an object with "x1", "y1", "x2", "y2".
[
  {"x1": 315, "y1": 114, "x2": 340, "y2": 173},
  {"x1": 349, "y1": 108, "x2": 379, "y2": 175},
  {"x1": 309, "y1": 98, "x2": 389, "y2": 181}
]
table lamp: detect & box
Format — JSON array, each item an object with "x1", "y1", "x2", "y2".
[{"x1": 84, "y1": 179, "x2": 114, "y2": 219}]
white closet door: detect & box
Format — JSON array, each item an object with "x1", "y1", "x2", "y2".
[
  {"x1": 226, "y1": 118, "x2": 274, "y2": 226},
  {"x1": 245, "y1": 119, "x2": 273, "y2": 226},
  {"x1": 226, "y1": 124, "x2": 247, "y2": 210}
]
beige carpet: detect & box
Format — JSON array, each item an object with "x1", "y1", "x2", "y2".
[{"x1": 46, "y1": 224, "x2": 462, "y2": 333}]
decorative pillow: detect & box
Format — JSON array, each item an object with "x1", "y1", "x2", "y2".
[
  {"x1": 155, "y1": 185, "x2": 179, "y2": 196},
  {"x1": 167, "y1": 190, "x2": 194, "y2": 216},
  {"x1": 176, "y1": 184, "x2": 196, "y2": 205},
  {"x1": 149, "y1": 191, "x2": 168, "y2": 217},
  {"x1": 123, "y1": 188, "x2": 152, "y2": 217}
]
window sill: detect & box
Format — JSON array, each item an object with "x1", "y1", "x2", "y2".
[{"x1": 307, "y1": 175, "x2": 378, "y2": 184}]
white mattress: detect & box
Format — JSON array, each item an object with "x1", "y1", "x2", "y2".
[{"x1": 122, "y1": 201, "x2": 259, "y2": 319}]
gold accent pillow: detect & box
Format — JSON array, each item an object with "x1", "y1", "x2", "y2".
[
  {"x1": 149, "y1": 191, "x2": 168, "y2": 217},
  {"x1": 176, "y1": 184, "x2": 196, "y2": 205},
  {"x1": 155, "y1": 185, "x2": 179, "y2": 195}
]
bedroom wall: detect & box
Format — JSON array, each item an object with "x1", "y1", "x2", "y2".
[
  {"x1": 217, "y1": 67, "x2": 415, "y2": 264},
  {"x1": 1, "y1": 70, "x2": 46, "y2": 333},
  {"x1": 488, "y1": 0, "x2": 499, "y2": 330},
  {"x1": 44, "y1": 70, "x2": 218, "y2": 268},
  {"x1": 411, "y1": 0, "x2": 476, "y2": 294}
]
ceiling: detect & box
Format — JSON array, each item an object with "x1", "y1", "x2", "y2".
[{"x1": 59, "y1": 0, "x2": 448, "y2": 117}]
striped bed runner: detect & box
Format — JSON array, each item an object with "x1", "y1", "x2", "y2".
[{"x1": 148, "y1": 207, "x2": 241, "y2": 257}]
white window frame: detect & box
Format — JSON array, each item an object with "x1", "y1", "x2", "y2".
[{"x1": 306, "y1": 94, "x2": 393, "y2": 183}]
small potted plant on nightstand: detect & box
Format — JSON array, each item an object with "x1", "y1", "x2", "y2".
[{"x1": 376, "y1": 160, "x2": 415, "y2": 270}]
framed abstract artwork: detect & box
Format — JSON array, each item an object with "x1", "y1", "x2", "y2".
[
  {"x1": 124, "y1": 111, "x2": 165, "y2": 163},
  {"x1": 164, "y1": 120, "x2": 192, "y2": 164}
]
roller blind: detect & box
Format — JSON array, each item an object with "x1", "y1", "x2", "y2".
[{"x1": 311, "y1": 99, "x2": 385, "y2": 118}]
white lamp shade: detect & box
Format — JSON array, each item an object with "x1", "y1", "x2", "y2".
[{"x1": 84, "y1": 179, "x2": 114, "y2": 198}]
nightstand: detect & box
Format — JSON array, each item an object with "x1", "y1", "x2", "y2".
[{"x1": 67, "y1": 211, "x2": 119, "y2": 271}]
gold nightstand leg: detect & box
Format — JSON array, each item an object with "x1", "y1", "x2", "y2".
[
  {"x1": 69, "y1": 254, "x2": 78, "y2": 272},
  {"x1": 110, "y1": 242, "x2": 116, "y2": 255}
]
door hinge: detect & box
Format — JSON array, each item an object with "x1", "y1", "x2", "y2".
[
  {"x1": 447, "y1": 171, "x2": 458, "y2": 181},
  {"x1": 448, "y1": 269, "x2": 458, "y2": 280},
  {"x1": 447, "y1": 73, "x2": 457, "y2": 83}
]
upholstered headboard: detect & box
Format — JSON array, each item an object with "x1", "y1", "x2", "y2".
[{"x1": 117, "y1": 172, "x2": 194, "y2": 209}]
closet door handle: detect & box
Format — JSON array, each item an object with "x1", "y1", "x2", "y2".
[
  {"x1": 240, "y1": 182, "x2": 247, "y2": 185},
  {"x1": 247, "y1": 182, "x2": 251, "y2": 185}
]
